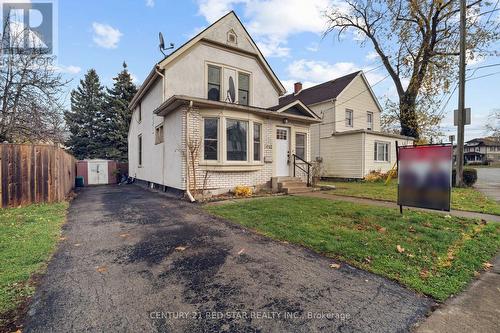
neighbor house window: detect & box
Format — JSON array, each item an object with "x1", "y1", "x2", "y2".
[
  {"x1": 138, "y1": 103, "x2": 142, "y2": 122},
  {"x1": 226, "y1": 119, "x2": 248, "y2": 161},
  {"x1": 203, "y1": 118, "x2": 218, "y2": 160},
  {"x1": 207, "y1": 65, "x2": 221, "y2": 101},
  {"x1": 296, "y1": 133, "x2": 306, "y2": 160},
  {"x1": 345, "y1": 109, "x2": 353, "y2": 127},
  {"x1": 374, "y1": 141, "x2": 389, "y2": 162},
  {"x1": 238, "y1": 72, "x2": 250, "y2": 105},
  {"x1": 155, "y1": 125, "x2": 164, "y2": 144},
  {"x1": 253, "y1": 123, "x2": 261, "y2": 161},
  {"x1": 367, "y1": 112, "x2": 373, "y2": 130},
  {"x1": 138, "y1": 135, "x2": 142, "y2": 166}
]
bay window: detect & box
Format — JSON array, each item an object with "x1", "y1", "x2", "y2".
[
  {"x1": 226, "y1": 119, "x2": 248, "y2": 161},
  {"x1": 204, "y1": 118, "x2": 218, "y2": 160},
  {"x1": 253, "y1": 123, "x2": 261, "y2": 161}
]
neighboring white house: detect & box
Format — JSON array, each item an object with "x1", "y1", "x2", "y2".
[
  {"x1": 277, "y1": 72, "x2": 414, "y2": 179},
  {"x1": 127, "y1": 11, "x2": 321, "y2": 195}
]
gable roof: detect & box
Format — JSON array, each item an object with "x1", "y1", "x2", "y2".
[
  {"x1": 269, "y1": 100, "x2": 319, "y2": 119},
  {"x1": 466, "y1": 137, "x2": 500, "y2": 146},
  {"x1": 278, "y1": 71, "x2": 361, "y2": 107},
  {"x1": 129, "y1": 11, "x2": 285, "y2": 110}
]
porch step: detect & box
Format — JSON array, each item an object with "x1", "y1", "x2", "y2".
[{"x1": 281, "y1": 186, "x2": 314, "y2": 194}]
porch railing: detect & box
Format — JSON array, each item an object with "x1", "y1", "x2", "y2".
[{"x1": 292, "y1": 154, "x2": 312, "y2": 187}]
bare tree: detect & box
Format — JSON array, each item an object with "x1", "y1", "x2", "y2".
[
  {"x1": 0, "y1": 18, "x2": 68, "y2": 143},
  {"x1": 325, "y1": 0, "x2": 500, "y2": 139},
  {"x1": 485, "y1": 108, "x2": 500, "y2": 139}
]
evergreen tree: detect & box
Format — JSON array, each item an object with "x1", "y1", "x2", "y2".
[
  {"x1": 65, "y1": 69, "x2": 106, "y2": 159},
  {"x1": 102, "y1": 62, "x2": 137, "y2": 161}
]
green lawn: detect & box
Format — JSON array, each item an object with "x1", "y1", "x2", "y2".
[
  {"x1": 205, "y1": 196, "x2": 500, "y2": 301},
  {"x1": 0, "y1": 202, "x2": 68, "y2": 326},
  {"x1": 320, "y1": 181, "x2": 500, "y2": 216}
]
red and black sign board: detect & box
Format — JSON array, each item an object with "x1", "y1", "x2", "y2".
[{"x1": 397, "y1": 144, "x2": 453, "y2": 211}]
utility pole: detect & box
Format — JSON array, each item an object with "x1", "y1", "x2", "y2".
[{"x1": 456, "y1": 0, "x2": 467, "y2": 187}]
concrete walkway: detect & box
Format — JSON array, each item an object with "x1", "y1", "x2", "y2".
[
  {"x1": 296, "y1": 192, "x2": 500, "y2": 223},
  {"x1": 415, "y1": 254, "x2": 500, "y2": 333}
]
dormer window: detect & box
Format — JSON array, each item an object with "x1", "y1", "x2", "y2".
[{"x1": 227, "y1": 29, "x2": 237, "y2": 45}]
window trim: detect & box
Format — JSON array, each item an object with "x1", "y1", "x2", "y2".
[
  {"x1": 138, "y1": 134, "x2": 143, "y2": 167},
  {"x1": 202, "y1": 117, "x2": 219, "y2": 162},
  {"x1": 374, "y1": 141, "x2": 390, "y2": 162},
  {"x1": 295, "y1": 132, "x2": 307, "y2": 160},
  {"x1": 137, "y1": 102, "x2": 142, "y2": 123},
  {"x1": 367, "y1": 111, "x2": 373, "y2": 130},
  {"x1": 345, "y1": 109, "x2": 353, "y2": 127},
  {"x1": 238, "y1": 72, "x2": 250, "y2": 106},
  {"x1": 206, "y1": 62, "x2": 252, "y2": 106},
  {"x1": 154, "y1": 124, "x2": 164, "y2": 145}
]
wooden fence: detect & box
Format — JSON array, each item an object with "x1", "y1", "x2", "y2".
[{"x1": 0, "y1": 144, "x2": 76, "y2": 207}]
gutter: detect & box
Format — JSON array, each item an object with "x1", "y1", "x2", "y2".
[{"x1": 155, "y1": 67, "x2": 166, "y2": 187}]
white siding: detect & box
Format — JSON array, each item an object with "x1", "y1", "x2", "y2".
[
  {"x1": 321, "y1": 134, "x2": 364, "y2": 178},
  {"x1": 364, "y1": 134, "x2": 412, "y2": 175},
  {"x1": 335, "y1": 75, "x2": 381, "y2": 132}
]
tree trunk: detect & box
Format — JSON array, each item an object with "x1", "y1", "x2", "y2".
[{"x1": 399, "y1": 93, "x2": 419, "y2": 140}]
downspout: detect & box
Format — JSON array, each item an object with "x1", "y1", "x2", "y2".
[
  {"x1": 185, "y1": 100, "x2": 195, "y2": 202},
  {"x1": 155, "y1": 66, "x2": 166, "y2": 187}
]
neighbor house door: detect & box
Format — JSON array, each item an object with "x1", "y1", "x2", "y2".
[
  {"x1": 276, "y1": 127, "x2": 290, "y2": 177},
  {"x1": 88, "y1": 161, "x2": 109, "y2": 185}
]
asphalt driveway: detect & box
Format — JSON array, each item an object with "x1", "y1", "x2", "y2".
[
  {"x1": 24, "y1": 185, "x2": 433, "y2": 332},
  {"x1": 475, "y1": 168, "x2": 500, "y2": 202}
]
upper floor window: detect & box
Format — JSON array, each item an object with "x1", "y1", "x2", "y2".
[
  {"x1": 296, "y1": 133, "x2": 306, "y2": 160},
  {"x1": 226, "y1": 119, "x2": 248, "y2": 161},
  {"x1": 155, "y1": 125, "x2": 164, "y2": 144},
  {"x1": 207, "y1": 65, "x2": 221, "y2": 101},
  {"x1": 204, "y1": 118, "x2": 218, "y2": 160},
  {"x1": 367, "y1": 112, "x2": 373, "y2": 130},
  {"x1": 238, "y1": 72, "x2": 250, "y2": 105},
  {"x1": 345, "y1": 109, "x2": 353, "y2": 127}
]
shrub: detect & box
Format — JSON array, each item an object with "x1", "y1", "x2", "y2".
[
  {"x1": 364, "y1": 170, "x2": 392, "y2": 182},
  {"x1": 463, "y1": 168, "x2": 477, "y2": 187},
  {"x1": 234, "y1": 185, "x2": 253, "y2": 197},
  {"x1": 451, "y1": 168, "x2": 477, "y2": 187}
]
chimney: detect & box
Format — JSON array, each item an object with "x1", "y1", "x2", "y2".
[{"x1": 294, "y1": 82, "x2": 302, "y2": 94}]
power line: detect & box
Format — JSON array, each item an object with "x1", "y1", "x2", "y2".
[
  {"x1": 487, "y1": 0, "x2": 500, "y2": 22},
  {"x1": 466, "y1": 69, "x2": 500, "y2": 81}
]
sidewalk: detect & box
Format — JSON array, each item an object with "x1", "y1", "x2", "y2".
[
  {"x1": 415, "y1": 254, "x2": 500, "y2": 333},
  {"x1": 297, "y1": 192, "x2": 500, "y2": 223}
]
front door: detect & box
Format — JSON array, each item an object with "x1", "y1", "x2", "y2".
[{"x1": 276, "y1": 127, "x2": 289, "y2": 176}]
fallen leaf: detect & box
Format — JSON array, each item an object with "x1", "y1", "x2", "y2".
[
  {"x1": 175, "y1": 246, "x2": 187, "y2": 251},
  {"x1": 119, "y1": 233, "x2": 129, "y2": 238},
  {"x1": 408, "y1": 226, "x2": 416, "y2": 233},
  {"x1": 420, "y1": 268, "x2": 429, "y2": 279},
  {"x1": 97, "y1": 266, "x2": 107, "y2": 273},
  {"x1": 406, "y1": 253, "x2": 414, "y2": 258},
  {"x1": 74, "y1": 243, "x2": 81, "y2": 247},
  {"x1": 237, "y1": 248, "x2": 245, "y2": 255},
  {"x1": 474, "y1": 271, "x2": 480, "y2": 277},
  {"x1": 376, "y1": 226, "x2": 386, "y2": 233},
  {"x1": 329, "y1": 263, "x2": 341, "y2": 269},
  {"x1": 444, "y1": 215, "x2": 452, "y2": 219},
  {"x1": 364, "y1": 257, "x2": 372, "y2": 264},
  {"x1": 483, "y1": 262, "x2": 493, "y2": 269},
  {"x1": 396, "y1": 245, "x2": 405, "y2": 253},
  {"x1": 59, "y1": 236, "x2": 67, "y2": 241}
]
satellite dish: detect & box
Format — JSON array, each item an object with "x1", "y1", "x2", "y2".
[
  {"x1": 158, "y1": 32, "x2": 174, "y2": 57},
  {"x1": 159, "y1": 32, "x2": 165, "y2": 50}
]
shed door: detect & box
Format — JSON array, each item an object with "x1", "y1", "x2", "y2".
[{"x1": 88, "y1": 161, "x2": 108, "y2": 185}]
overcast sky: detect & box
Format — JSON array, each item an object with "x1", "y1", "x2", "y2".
[{"x1": 50, "y1": 0, "x2": 500, "y2": 141}]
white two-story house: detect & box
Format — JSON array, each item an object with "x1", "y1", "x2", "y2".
[
  {"x1": 278, "y1": 71, "x2": 414, "y2": 179},
  {"x1": 127, "y1": 11, "x2": 320, "y2": 196}
]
